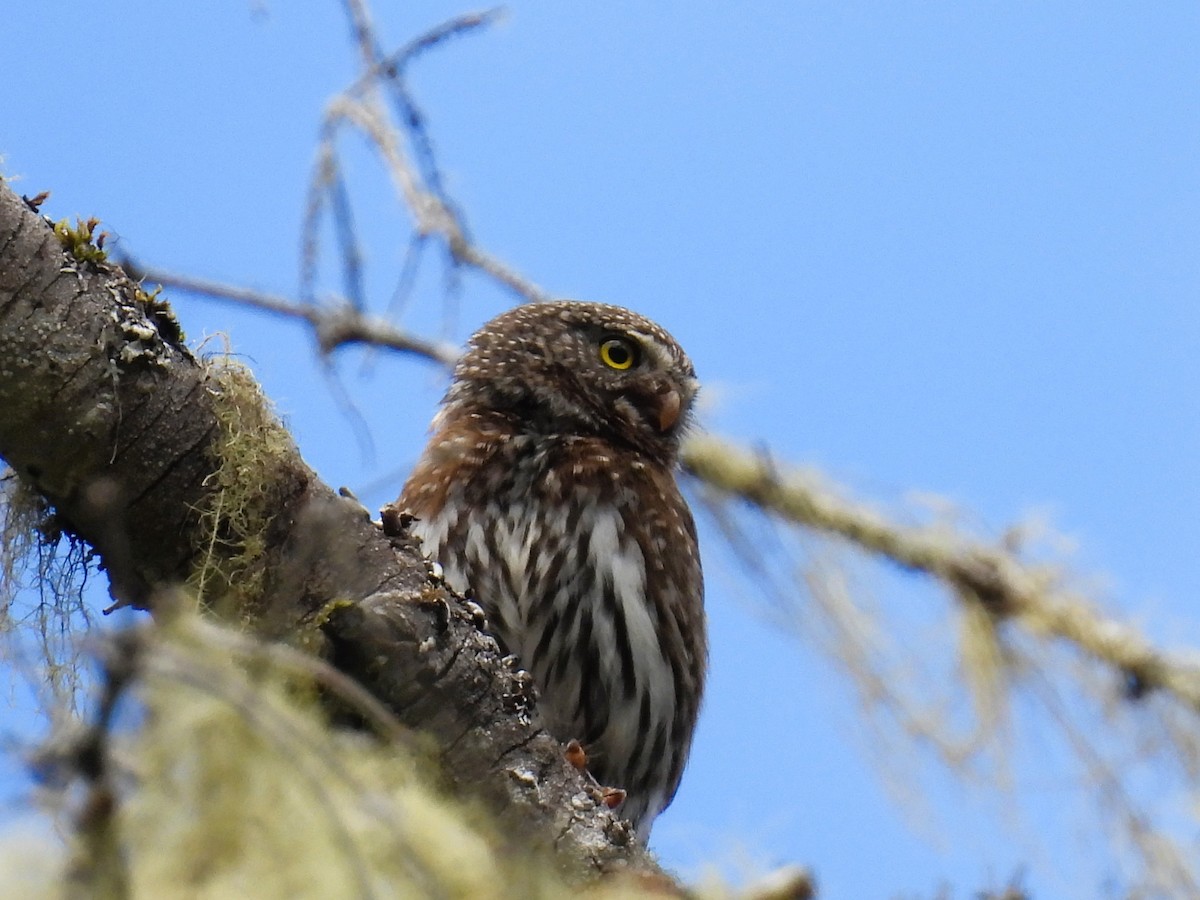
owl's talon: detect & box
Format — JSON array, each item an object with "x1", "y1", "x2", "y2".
[
  {"x1": 601, "y1": 787, "x2": 627, "y2": 810},
  {"x1": 564, "y1": 739, "x2": 588, "y2": 771},
  {"x1": 464, "y1": 600, "x2": 488, "y2": 629},
  {"x1": 379, "y1": 503, "x2": 414, "y2": 537}
]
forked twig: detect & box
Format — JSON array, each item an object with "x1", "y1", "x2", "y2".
[{"x1": 125, "y1": 262, "x2": 459, "y2": 366}]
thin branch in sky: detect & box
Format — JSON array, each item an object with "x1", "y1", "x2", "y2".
[
  {"x1": 299, "y1": 142, "x2": 337, "y2": 306},
  {"x1": 123, "y1": 263, "x2": 459, "y2": 367},
  {"x1": 308, "y1": 7, "x2": 551, "y2": 313},
  {"x1": 385, "y1": 230, "x2": 429, "y2": 323},
  {"x1": 327, "y1": 163, "x2": 366, "y2": 312}
]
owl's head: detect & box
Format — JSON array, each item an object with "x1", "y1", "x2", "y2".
[{"x1": 441, "y1": 301, "x2": 699, "y2": 461}]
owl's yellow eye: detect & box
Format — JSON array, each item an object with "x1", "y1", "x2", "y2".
[{"x1": 599, "y1": 337, "x2": 638, "y2": 370}]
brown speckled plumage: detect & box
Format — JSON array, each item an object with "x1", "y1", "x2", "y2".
[{"x1": 395, "y1": 301, "x2": 706, "y2": 838}]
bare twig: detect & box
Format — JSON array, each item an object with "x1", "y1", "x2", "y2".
[
  {"x1": 321, "y1": 93, "x2": 551, "y2": 305},
  {"x1": 348, "y1": 7, "x2": 504, "y2": 203},
  {"x1": 328, "y1": 163, "x2": 367, "y2": 311},
  {"x1": 305, "y1": 7, "x2": 551, "y2": 314},
  {"x1": 354, "y1": 8, "x2": 504, "y2": 93},
  {"x1": 124, "y1": 262, "x2": 459, "y2": 367}
]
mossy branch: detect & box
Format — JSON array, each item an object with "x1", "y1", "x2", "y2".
[
  {"x1": 681, "y1": 433, "x2": 1200, "y2": 715},
  {"x1": 0, "y1": 177, "x2": 657, "y2": 881}
]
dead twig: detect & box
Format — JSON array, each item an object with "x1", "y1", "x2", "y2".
[
  {"x1": 123, "y1": 262, "x2": 459, "y2": 366},
  {"x1": 305, "y1": 6, "x2": 550, "y2": 319}
]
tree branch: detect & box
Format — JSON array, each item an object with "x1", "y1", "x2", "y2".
[
  {"x1": 0, "y1": 179, "x2": 654, "y2": 879},
  {"x1": 121, "y1": 261, "x2": 459, "y2": 365},
  {"x1": 682, "y1": 433, "x2": 1200, "y2": 712}
]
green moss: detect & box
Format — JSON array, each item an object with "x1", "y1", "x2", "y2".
[
  {"x1": 52, "y1": 216, "x2": 108, "y2": 265},
  {"x1": 311, "y1": 597, "x2": 356, "y2": 628},
  {"x1": 188, "y1": 360, "x2": 301, "y2": 620},
  {"x1": 117, "y1": 614, "x2": 555, "y2": 899},
  {"x1": 0, "y1": 472, "x2": 92, "y2": 712},
  {"x1": 0, "y1": 474, "x2": 42, "y2": 630},
  {"x1": 299, "y1": 598, "x2": 359, "y2": 655}
]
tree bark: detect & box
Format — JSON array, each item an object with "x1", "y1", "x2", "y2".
[{"x1": 0, "y1": 180, "x2": 653, "y2": 878}]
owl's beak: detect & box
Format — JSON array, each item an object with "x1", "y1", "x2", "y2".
[
  {"x1": 657, "y1": 388, "x2": 682, "y2": 432},
  {"x1": 658, "y1": 375, "x2": 699, "y2": 432}
]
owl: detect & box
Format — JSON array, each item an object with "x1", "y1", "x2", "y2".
[{"x1": 394, "y1": 300, "x2": 706, "y2": 838}]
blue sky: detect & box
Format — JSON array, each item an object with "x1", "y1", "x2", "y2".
[{"x1": 3, "y1": 3, "x2": 1199, "y2": 896}]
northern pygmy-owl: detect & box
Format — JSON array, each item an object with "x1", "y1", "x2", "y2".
[{"x1": 394, "y1": 300, "x2": 706, "y2": 838}]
